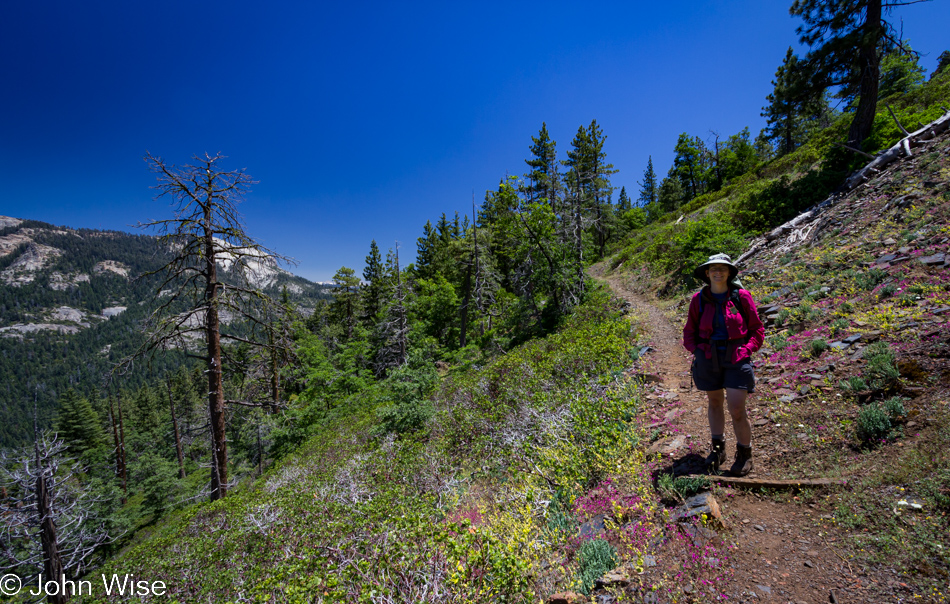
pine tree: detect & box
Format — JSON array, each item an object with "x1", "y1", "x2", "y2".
[
  {"x1": 436, "y1": 213, "x2": 452, "y2": 247},
  {"x1": 563, "y1": 126, "x2": 590, "y2": 291},
  {"x1": 657, "y1": 167, "x2": 685, "y2": 214},
  {"x1": 361, "y1": 240, "x2": 385, "y2": 329},
  {"x1": 563, "y1": 120, "x2": 616, "y2": 260},
  {"x1": 790, "y1": 0, "x2": 923, "y2": 149},
  {"x1": 164, "y1": 376, "x2": 186, "y2": 479},
  {"x1": 761, "y1": 47, "x2": 816, "y2": 156},
  {"x1": 55, "y1": 389, "x2": 104, "y2": 456},
  {"x1": 331, "y1": 267, "x2": 361, "y2": 341},
  {"x1": 933, "y1": 51, "x2": 950, "y2": 79},
  {"x1": 374, "y1": 246, "x2": 408, "y2": 375},
  {"x1": 584, "y1": 120, "x2": 616, "y2": 258},
  {"x1": 134, "y1": 153, "x2": 289, "y2": 501},
  {"x1": 637, "y1": 157, "x2": 658, "y2": 208},
  {"x1": 1, "y1": 432, "x2": 117, "y2": 602},
  {"x1": 616, "y1": 186, "x2": 631, "y2": 213},
  {"x1": 415, "y1": 220, "x2": 437, "y2": 280},
  {"x1": 672, "y1": 134, "x2": 710, "y2": 202},
  {"x1": 525, "y1": 122, "x2": 560, "y2": 211}
]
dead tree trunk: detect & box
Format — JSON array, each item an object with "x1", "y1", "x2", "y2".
[
  {"x1": 395, "y1": 247, "x2": 407, "y2": 365},
  {"x1": 116, "y1": 394, "x2": 127, "y2": 504},
  {"x1": 166, "y1": 378, "x2": 186, "y2": 480},
  {"x1": 204, "y1": 200, "x2": 227, "y2": 501},
  {"x1": 108, "y1": 396, "x2": 122, "y2": 481},
  {"x1": 459, "y1": 262, "x2": 472, "y2": 348},
  {"x1": 35, "y1": 441, "x2": 65, "y2": 604},
  {"x1": 847, "y1": 0, "x2": 883, "y2": 149}
]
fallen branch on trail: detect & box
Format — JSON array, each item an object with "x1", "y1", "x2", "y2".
[{"x1": 684, "y1": 474, "x2": 848, "y2": 489}]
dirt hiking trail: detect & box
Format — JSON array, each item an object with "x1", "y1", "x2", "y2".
[{"x1": 591, "y1": 264, "x2": 914, "y2": 604}]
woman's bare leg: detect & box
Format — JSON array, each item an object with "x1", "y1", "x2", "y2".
[
  {"x1": 706, "y1": 389, "x2": 726, "y2": 435},
  {"x1": 726, "y1": 387, "x2": 752, "y2": 446}
]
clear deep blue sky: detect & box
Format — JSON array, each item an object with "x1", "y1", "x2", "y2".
[{"x1": 1, "y1": 1, "x2": 947, "y2": 281}]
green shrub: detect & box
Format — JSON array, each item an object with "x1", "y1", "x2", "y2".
[
  {"x1": 896, "y1": 293, "x2": 917, "y2": 307},
  {"x1": 883, "y1": 396, "x2": 907, "y2": 422},
  {"x1": 879, "y1": 283, "x2": 898, "y2": 299},
  {"x1": 768, "y1": 332, "x2": 790, "y2": 351},
  {"x1": 641, "y1": 212, "x2": 745, "y2": 286},
  {"x1": 855, "y1": 269, "x2": 888, "y2": 291},
  {"x1": 620, "y1": 207, "x2": 647, "y2": 232},
  {"x1": 830, "y1": 318, "x2": 849, "y2": 336},
  {"x1": 774, "y1": 308, "x2": 790, "y2": 328},
  {"x1": 856, "y1": 398, "x2": 906, "y2": 447},
  {"x1": 787, "y1": 300, "x2": 820, "y2": 331},
  {"x1": 864, "y1": 342, "x2": 900, "y2": 389},
  {"x1": 576, "y1": 538, "x2": 618, "y2": 594},
  {"x1": 376, "y1": 401, "x2": 433, "y2": 435},
  {"x1": 839, "y1": 376, "x2": 869, "y2": 392},
  {"x1": 856, "y1": 402, "x2": 892, "y2": 446},
  {"x1": 657, "y1": 474, "x2": 708, "y2": 501},
  {"x1": 547, "y1": 492, "x2": 576, "y2": 535},
  {"x1": 810, "y1": 338, "x2": 829, "y2": 358},
  {"x1": 731, "y1": 167, "x2": 843, "y2": 232}
]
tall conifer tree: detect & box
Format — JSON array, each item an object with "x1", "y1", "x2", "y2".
[
  {"x1": 361, "y1": 240, "x2": 385, "y2": 328},
  {"x1": 637, "y1": 157, "x2": 658, "y2": 208},
  {"x1": 761, "y1": 47, "x2": 817, "y2": 156},
  {"x1": 790, "y1": 0, "x2": 923, "y2": 149},
  {"x1": 525, "y1": 122, "x2": 560, "y2": 211},
  {"x1": 616, "y1": 186, "x2": 631, "y2": 213}
]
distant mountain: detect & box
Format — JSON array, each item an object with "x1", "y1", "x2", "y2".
[{"x1": 0, "y1": 216, "x2": 331, "y2": 447}]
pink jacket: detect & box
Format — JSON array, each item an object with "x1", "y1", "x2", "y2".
[{"x1": 682, "y1": 287, "x2": 765, "y2": 363}]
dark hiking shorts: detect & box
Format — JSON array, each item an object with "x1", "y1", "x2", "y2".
[{"x1": 692, "y1": 346, "x2": 756, "y2": 393}]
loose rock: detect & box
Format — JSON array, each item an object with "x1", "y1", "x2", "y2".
[
  {"x1": 547, "y1": 592, "x2": 585, "y2": 604},
  {"x1": 673, "y1": 493, "x2": 723, "y2": 526}
]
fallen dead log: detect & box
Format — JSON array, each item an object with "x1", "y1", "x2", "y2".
[
  {"x1": 737, "y1": 108, "x2": 950, "y2": 266},
  {"x1": 735, "y1": 237, "x2": 766, "y2": 267},
  {"x1": 844, "y1": 109, "x2": 950, "y2": 191},
  {"x1": 684, "y1": 474, "x2": 848, "y2": 489}
]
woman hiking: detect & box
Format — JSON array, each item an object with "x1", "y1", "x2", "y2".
[{"x1": 682, "y1": 253, "x2": 765, "y2": 476}]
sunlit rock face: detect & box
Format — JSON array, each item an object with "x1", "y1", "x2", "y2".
[{"x1": 1, "y1": 242, "x2": 64, "y2": 286}]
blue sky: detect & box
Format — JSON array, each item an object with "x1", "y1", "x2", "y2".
[{"x1": 1, "y1": 1, "x2": 947, "y2": 281}]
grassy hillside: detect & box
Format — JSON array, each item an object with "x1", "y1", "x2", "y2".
[{"x1": 79, "y1": 287, "x2": 697, "y2": 602}]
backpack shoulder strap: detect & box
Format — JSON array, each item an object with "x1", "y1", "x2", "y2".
[{"x1": 731, "y1": 288, "x2": 750, "y2": 327}]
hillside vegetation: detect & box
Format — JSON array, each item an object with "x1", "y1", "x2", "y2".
[{"x1": 4, "y1": 21, "x2": 950, "y2": 604}]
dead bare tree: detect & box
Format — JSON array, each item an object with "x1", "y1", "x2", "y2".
[
  {"x1": 374, "y1": 244, "x2": 409, "y2": 376},
  {"x1": 124, "y1": 152, "x2": 292, "y2": 501},
  {"x1": 0, "y1": 431, "x2": 118, "y2": 604}
]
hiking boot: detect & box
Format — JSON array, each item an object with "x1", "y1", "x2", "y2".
[
  {"x1": 731, "y1": 445, "x2": 753, "y2": 477},
  {"x1": 705, "y1": 438, "x2": 726, "y2": 472}
]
